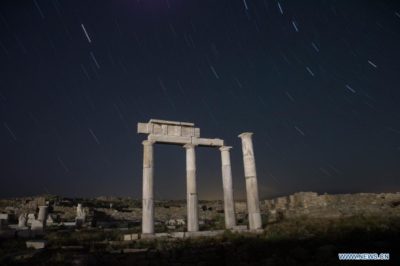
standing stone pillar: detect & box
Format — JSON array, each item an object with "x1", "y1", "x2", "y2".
[
  {"x1": 184, "y1": 144, "x2": 199, "y2": 232},
  {"x1": 142, "y1": 140, "x2": 154, "y2": 234},
  {"x1": 219, "y1": 146, "x2": 236, "y2": 229},
  {"x1": 37, "y1": 206, "x2": 48, "y2": 225},
  {"x1": 18, "y1": 214, "x2": 27, "y2": 228},
  {"x1": 238, "y1": 132, "x2": 262, "y2": 230}
]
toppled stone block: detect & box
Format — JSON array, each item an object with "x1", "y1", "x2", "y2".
[
  {"x1": 123, "y1": 233, "x2": 139, "y2": 241},
  {"x1": 0, "y1": 213, "x2": 9, "y2": 221},
  {"x1": 26, "y1": 240, "x2": 47, "y2": 249}
]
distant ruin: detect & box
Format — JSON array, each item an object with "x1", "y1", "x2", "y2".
[{"x1": 263, "y1": 191, "x2": 400, "y2": 222}]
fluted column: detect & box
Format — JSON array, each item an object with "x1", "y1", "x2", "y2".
[
  {"x1": 184, "y1": 144, "x2": 199, "y2": 232},
  {"x1": 238, "y1": 132, "x2": 262, "y2": 230},
  {"x1": 220, "y1": 146, "x2": 236, "y2": 229},
  {"x1": 142, "y1": 140, "x2": 154, "y2": 234}
]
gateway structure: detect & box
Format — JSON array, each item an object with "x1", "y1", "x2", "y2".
[{"x1": 137, "y1": 119, "x2": 261, "y2": 235}]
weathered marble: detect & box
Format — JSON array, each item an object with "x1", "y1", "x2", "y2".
[
  {"x1": 184, "y1": 144, "x2": 199, "y2": 232},
  {"x1": 142, "y1": 140, "x2": 154, "y2": 234},
  {"x1": 76, "y1": 203, "x2": 86, "y2": 226},
  {"x1": 37, "y1": 206, "x2": 48, "y2": 226},
  {"x1": 137, "y1": 119, "x2": 200, "y2": 137},
  {"x1": 123, "y1": 233, "x2": 139, "y2": 241},
  {"x1": 239, "y1": 132, "x2": 262, "y2": 230},
  {"x1": 18, "y1": 214, "x2": 27, "y2": 228},
  {"x1": 0, "y1": 213, "x2": 9, "y2": 221},
  {"x1": 26, "y1": 240, "x2": 47, "y2": 249},
  {"x1": 137, "y1": 119, "x2": 242, "y2": 235},
  {"x1": 139, "y1": 119, "x2": 223, "y2": 147},
  {"x1": 76, "y1": 204, "x2": 86, "y2": 219},
  {"x1": 219, "y1": 146, "x2": 236, "y2": 229},
  {"x1": 27, "y1": 213, "x2": 35, "y2": 225}
]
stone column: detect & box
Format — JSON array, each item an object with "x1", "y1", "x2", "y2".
[
  {"x1": 184, "y1": 144, "x2": 199, "y2": 232},
  {"x1": 37, "y1": 206, "x2": 48, "y2": 225},
  {"x1": 238, "y1": 132, "x2": 262, "y2": 230},
  {"x1": 142, "y1": 140, "x2": 154, "y2": 234},
  {"x1": 219, "y1": 146, "x2": 236, "y2": 229},
  {"x1": 18, "y1": 214, "x2": 27, "y2": 228}
]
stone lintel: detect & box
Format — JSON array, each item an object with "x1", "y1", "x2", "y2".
[
  {"x1": 192, "y1": 137, "x2": 224, "y2": 147},
  {"x1": 147, "y1": 134, "x2": 224, "y2": 147},
  {"x1": 138, "y1": 121, "x2": 200, "y2": 138},
  {"x1": 148, "y1": 134, "x2": 192, "y2": 145}
]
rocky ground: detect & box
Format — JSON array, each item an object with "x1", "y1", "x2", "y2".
[
  {"x1": 1, "y1": 215, "x2": 399, "y2": 265},
  {"x1": 2, "y1": 191, "x2": 399, "y2": 225},
  {"x1": 1, "y1": 191, "x2": 400, "y2": 265}
]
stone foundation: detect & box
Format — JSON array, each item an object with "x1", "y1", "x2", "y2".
[{"x1": 122, "y1": 228, "x2": 262, "y2": 241}]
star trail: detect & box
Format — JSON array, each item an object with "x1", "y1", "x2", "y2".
[{"x1": 1, "y1": 0, "x2": 400, "y2": 199}]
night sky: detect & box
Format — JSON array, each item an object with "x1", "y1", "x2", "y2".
[{"x1": 1, "y1": 1, "x2": 400, "y2": 199}]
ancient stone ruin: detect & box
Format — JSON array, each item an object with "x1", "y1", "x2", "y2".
[
  {"x1": 263, "y1": 191, "x2": 400, "y2": 222},
  {"x1": 137, "y1": 119, "x2": 262, "y2": 235},
  {"x1": 75, "y1": 203, "x2": 86, "y2": 227}
]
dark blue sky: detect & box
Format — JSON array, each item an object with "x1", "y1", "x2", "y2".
[{"x1": 1, "y1": 0, "x2": 400, "y2": 199}]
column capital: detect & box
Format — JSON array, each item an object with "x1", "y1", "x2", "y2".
[
  {"x1": 219, "y1": 146, "x2": 232, "y2": 152},
  {"x1": 183, "y1": 143, "x2": 197, "y2": 149},
  {"x1": 142, "y1": 140, "x2": 155, "y2": 146},
  {"x1": 238, "y1": 132, "x2": 253, "y2": 139}
]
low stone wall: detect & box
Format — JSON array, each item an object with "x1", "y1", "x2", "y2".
[{"x1": 262, "y1": 192, "x2": 400, "y2": 222}]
